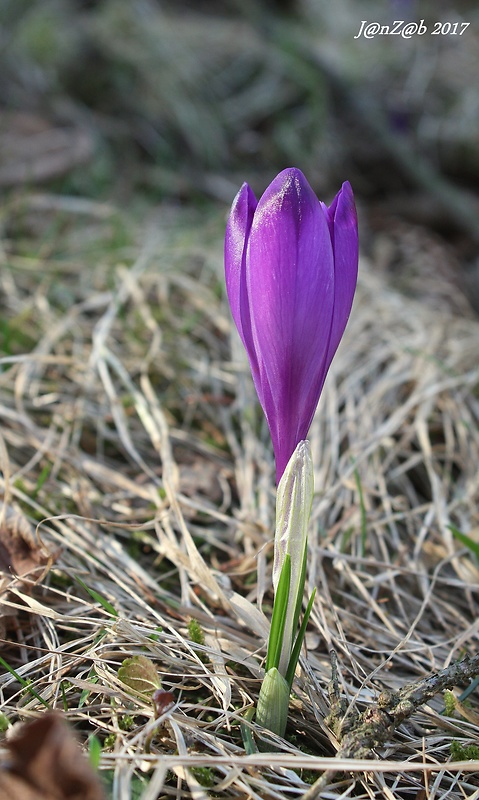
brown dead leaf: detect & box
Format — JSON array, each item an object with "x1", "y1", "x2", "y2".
[
  {"x1": 0, "y1": 770, "x2": 47, "y2": 800},
  {"x1": 0, "y1": 505, "x2": 61, "y2": 644},
  {"x1": 1, "y1": 713, "x2": 105, "y2": 800},
  {"x1": 0, "y1": 503, "x2": 58, "y2": 582},
  {"x1": 0, "y1": 576, "x2": 17, "y2": 639}
]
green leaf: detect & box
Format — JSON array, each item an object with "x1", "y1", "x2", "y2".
[
  {"x1": 240, "y1": 707, "x2": 258, "y2": 754},
  {"x1": 79, "y1": 668, "x2": 98, "y2": 708},
  {"x1": 265, "y1": 554, "x2": 291, "y2": 672},
  {"x1": 118, "y1": 655, "x2": 161, "y2": 697},
  {"x1": 285, "y1": 588, "x2": 316, "y2": 690},
  {"x1": 31, "y1": 461, "x2": 52, "y2": 500},
  {"x1": 450, "y1": 524, "x2": 479, "y2": 559},
  {"x1": 0, "y1": 713, "x2": 11, "y2": 733},
  {"x1": 0, "y1": 656, "x2": 49, "y2": 708},
  {"x1": 273, "y1": 441, "x2": 313, "y2": 675},
  {"x1": 89, "y1": 734, "x2": 102, "y2": 769},
  {"x1": 290, "y1": 539, "x2": 308, "y2": 647},
  {"x1": 256, "y1": 667, "x2": 290, "y2": 738},
  {"x1": 75, "y1": 576, "x2": 118, "y2": 617}
]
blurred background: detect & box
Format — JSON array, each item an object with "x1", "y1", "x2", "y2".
[{"x1": 1, "y1": 0, "x2": 478, "y2": 305}]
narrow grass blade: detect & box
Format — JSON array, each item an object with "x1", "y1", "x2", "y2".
[
  {"x1": 265, "y1": 554, "x2": 291, "y2": 672},
  {"x1": 0, "y1": 655, "x2": 49, "y2": 708},
  {"x1": 290, "y1": 539, "x2": 308, "y2": 647},
  {"x1": 450, "y1": 524, "x2": 479, "y2": 559},
  {"x1": 240, "y1": 707, "x2": 258, "y2": 754},
  {"x1": 79, "y1": 668, "x2": 99, "y2": 708},
  {"x1": 285, "y1": 587, "x2": 316, "y2": 690},
  {"x1": 75, "y1": 576, "x2": 118, "y2": 617}
]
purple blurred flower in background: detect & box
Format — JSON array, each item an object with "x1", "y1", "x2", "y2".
[{"x1": 225, "y1": 168, "x2": 358, "y2": 481}]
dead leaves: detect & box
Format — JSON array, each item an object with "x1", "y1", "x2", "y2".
[
  {"x1": 0, "y1": 504, "x2": 55, "y2": 582},
  {"x1": 0, "y1": 503, "x2": 60, "y2": 638},
  {"x1": 0, "y1": 713, "x2": 105, "y2": 800}
]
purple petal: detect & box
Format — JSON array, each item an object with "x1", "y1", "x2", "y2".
[
  {"x1": 325, "y1": 181, "x2": 358, "y2": 369},
  {"x1": 246, "y1": 168, "x2": 335, "y2": 479},
  {"x1": 224, "y1": 169, "x2": 358, "y2": 483},
  {"x1": 225, "y1": 182, "x2": 268, "y2": 406},
  {"x1": 224, "y1": 182, "x2": 258, "y2": 355}
]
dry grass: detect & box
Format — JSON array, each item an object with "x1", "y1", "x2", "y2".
[{"x1": 0, "y1": 194, "x2": 479, "y2": 799}]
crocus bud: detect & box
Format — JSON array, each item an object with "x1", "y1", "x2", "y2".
[
  {"x1": 256, "y1": 666, "x2": 290, "y2": 739},
  {"x1": 273, "y1": 440, "x2": 314, "y2": 676},
  {"x1": 225, "y1": 168, "x2": 358, "y2": 481}
]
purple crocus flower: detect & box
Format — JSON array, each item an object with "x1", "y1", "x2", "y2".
[{"x1": 225, "y1": 167, "x2": 358, "y2": 482}]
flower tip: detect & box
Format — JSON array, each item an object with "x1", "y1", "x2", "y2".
[
  {"x1": 224, "y1": 180, "x2": 258, "y2": 323},
  {"x1": 229, "y1": 181, "x2": 257, "y2": 223},
  {"x1": 337, "y1": 181, "x2": 357, "y2": 224},
  {"x1": 276, "y1": 166, "x2": 305, "y2": 181},
  {"x1": 262, "y1": 167, "x2": 312, "y2": 207}
]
